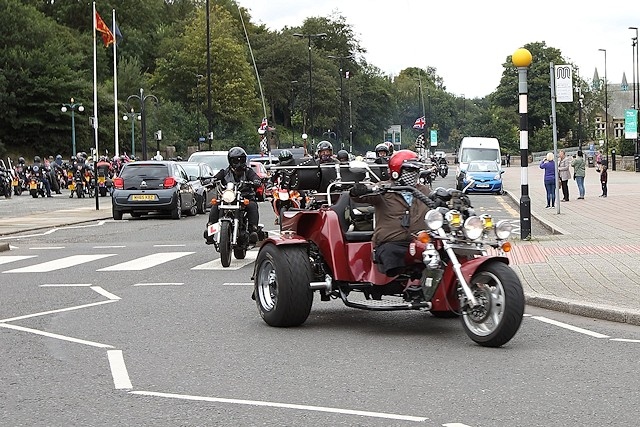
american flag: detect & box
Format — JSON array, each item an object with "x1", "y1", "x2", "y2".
[{"x1": 413, "y1": 116, "x2": 425, "y2": 130}]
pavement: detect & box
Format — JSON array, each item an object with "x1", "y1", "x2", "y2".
[{"x1": 1, "y1": 167, "x2": 640, "y2": 325}]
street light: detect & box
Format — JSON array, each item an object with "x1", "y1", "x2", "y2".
[
  {"x1": 126, "y1": 88, "x2": 158, "y2": 160},
  {"x1": 61, "y1": 98, "x2": 84, "y2": 156},
  {"x1": 290, "y1": 80, "x2": 298, "y2": 146},
  {"x1": 293, "y1": 32, "x2": 327, "y2": 144},
  {"x1": 328, "y1": 54, "x2": 354, "y2": 149},
  {"x1": 599, "y1": 48, "x2": 608, "y2": 164},
  {"x1": 196, "y1": 73, "x2": 204, "y2": 151},
  {"x1": 631, "y1": 27, "x2": 640, "y2": 172},
  {"x1": 122, "y1": 108, "x2": 141, "y2": 158}
]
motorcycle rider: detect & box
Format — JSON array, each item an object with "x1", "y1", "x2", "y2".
[
  {"x1": 336, "y1": 149, "x2": 350, "y2": 164},
  {"x1": 373, "y1": 143, "x2": 390, "y2": 164},
  {"x1": 316, "y1": 140, "x2": 339, "y2": 164},
  {"x1": 28, "y1": 156, "x2": 52, "y2": 197},
  {"x1": 349, "y1": 149, "x2": 432, "y2": 276},
  {"x1": 204, "y1": 147, "x2": 262, "y2": 245}
]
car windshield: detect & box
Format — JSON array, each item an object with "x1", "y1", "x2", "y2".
[
  {"x1": 461, "y1": 148, "x2": 499, "y2": 163},
  {"x1": 189, "y1": 154, "x2": 227, "y2": 171},
  {"x1": 468, "y1": 161, "x2": 499, "y2": 172},
  {"x1": 121, "y1": 165, "x2": 168, "y2": 179},
  {"x1": 181, "y1": 164, "x2": 200, "y2": 177}
]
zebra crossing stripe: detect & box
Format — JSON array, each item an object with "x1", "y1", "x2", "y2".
[
  {"x1": 3, "y1": 254, "x2": 117, "y2": 273},
  {"x1": 0, "y1": 255, "x2": 37, "y2": 265},
  {"x1": 97, "y1": 252, "x2": 195, "y2": 271},
  {"x1": 191, "y1": 251, "x2": 258, "y2": 271}
]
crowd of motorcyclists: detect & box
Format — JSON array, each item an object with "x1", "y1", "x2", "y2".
[{"x1": 0, "y1": 152, "x2": 132, "y2": 199}]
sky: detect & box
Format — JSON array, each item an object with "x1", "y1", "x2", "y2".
[{"x1": 238, "y1": 0, "x2": 640, "y2": 99}]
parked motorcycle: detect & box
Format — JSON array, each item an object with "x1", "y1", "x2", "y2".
[
  {"x1": 206, "y1": 181, "x2": 267, "y2": 268},
  {"x1": 0, "y1": 160, "x2": 13, "y2": 198},
  {"x1": 252, "y1": 161, "x2": 524, "y2": 348}
]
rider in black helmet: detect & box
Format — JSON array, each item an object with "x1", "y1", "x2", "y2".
[
  {"x1": 336, "y1": 149, "x2": 350, "y2": 164},
  {"x1": 316, "y1": 140, "x2": 339, "y2": 164},
  {"x1": 374, "y1": 143, "x2": 390, "y2": 164},
  {"x1": 204, "y1": 147, "x2": 262, "y2": 245},
  {"x1": 28, "y1": 155, "x2": 52, "y2": 197}
]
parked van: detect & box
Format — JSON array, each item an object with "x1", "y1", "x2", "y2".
[{"x1": 456, "y1": 137, "x2": 501, "y2": 190}]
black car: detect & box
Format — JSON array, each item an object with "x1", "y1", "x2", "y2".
[
  {"x1": 181, "y1": 161, "x2": 217, "y2": 214},
  {"x1": 111, "y1": 161, "x2": 197, "y2": 220}
]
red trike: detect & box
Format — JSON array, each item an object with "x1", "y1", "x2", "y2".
[{"x1": 252, "y1": 161, "x2": 524, "y2": 347}]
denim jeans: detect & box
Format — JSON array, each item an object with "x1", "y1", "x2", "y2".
[
  {"x1": 576, "y1": 176, "x2": 585, "y2": 197},
  {"x1": 544, "y1": 181, "x2": 556, "y2": 207}
]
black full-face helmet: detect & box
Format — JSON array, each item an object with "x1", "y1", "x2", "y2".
[
  {"x1": 34, "y1": 156, "x2": 41, "y2": 163},
  {"x1": 337, "y1": 149, "x2": 349, "y2": 162},
  {"x1": 278, "y1": 149, "x2": 293, "y2": 163},
  {"x1": 18, "y1": 157, "x2": 25, "y2": 164},
  {"x1": 227, "y1": 147, "x2": 247, "y2": 172}
]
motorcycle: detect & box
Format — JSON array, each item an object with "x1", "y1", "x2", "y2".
[
  {"x1": 12, "y1": 162, "x2": 27, "y2": 196},
  {"x1": 252, "y1": 160, "x2": 524, "y2": 348},
  {"x1": 0, "y1": 160, "x2": 13, "y2": 198},
  {"x1": 206, "y1": 181, "x2": 267, "y2": 268},
  {"x1": 438, "y1": 158, "x2": 449, "y2": 178},
  {"x1": 28, "y1": 175, "x2": 45, "y2": 198},
  {"x1": 270, "y1": 181, "x2": 303, "y2": 225},
  {"x1": 72, "y1": 169, "x2": 85, "y2": 198},
  {"x1": 84, "y1": 169, "x2": 95, "y2": 198}
]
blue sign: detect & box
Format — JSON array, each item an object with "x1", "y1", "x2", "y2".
[{"x1": 198, "y1": 137, "x2": 206, "y2": 142}]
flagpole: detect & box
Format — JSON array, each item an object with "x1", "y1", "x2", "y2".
[
  {"x1": 92, "y1": 2, "x2": 100, "y2": 210},
  {"x1": 112, "y1": 9, "x2": 119, "y2": 158}
]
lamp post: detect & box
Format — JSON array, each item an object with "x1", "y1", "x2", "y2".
[
  {"x1": 512, "y1": 47, "x2": 533, "y2": 240},
  {"x1": 61, "y1": 98, "x2": 84, "y2": 157},
  {"x1": 328, "y1": 54, "x2": 354, "y2": 149},
  {"x1": 290, "y1": 80, "x2": 298, "y2": 146},
  {"x1": 578, "y1": 88, "x2": 584, "y2": 151},
  {"x1": 126, "y1": 88, "x2": 158, "y2": 160},
  {"x1": 122, "y1": 108, "x2": 141, "y2": 158},
  {"x1": 631, "y1": 27, "x2": 640, "y2": 172},
  {"x1": 196, "y1": 73, "x2": 204, "y2": 151},
  {"x1": 302, "y1": 133, "x2": 308, "y2": 157},
  {"x1": 293, "y1": 32, "x2": 327, "y2": 145},
  {"x1": 599, "y1": 48, "x2": 608, "y2": 164}
]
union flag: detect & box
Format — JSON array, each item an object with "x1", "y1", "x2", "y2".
[
  {"x1": 95, "y1": 11, "x2": 114, "y2": 47},
  {"x1": 413, "y1": 116, "x2": 425, "y2": 130}
]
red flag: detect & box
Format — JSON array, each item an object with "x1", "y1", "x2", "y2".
[
  {"x1": 413, "y1": 116, "x2": 425, "y2": 130},
  {"x1": 95, "y1": 11, "x2": 114, "y2": 47}
]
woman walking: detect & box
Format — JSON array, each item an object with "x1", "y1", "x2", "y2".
[
  {"x1": 557, "y1": 150, "x2": 571, "y2": 201},
  {"x1": 540, "y1": 152, "x2": 556, "y2": 208}
]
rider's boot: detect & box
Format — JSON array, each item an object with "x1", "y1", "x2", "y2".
[
  {"x1": 203, "y1": 225, "x2": 214, "y2": 245},
  {"x1": 249, "y1": 225, "x2": 258, "y2": 244}
]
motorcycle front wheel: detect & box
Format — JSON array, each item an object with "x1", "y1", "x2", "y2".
[
  {"x1": 461, "y1": 261, "x2": 524, "y2": 348},
  {"x1": 219, "y1": 221, "x2": 232, "y2": 267},
  {"x1": 254, "y1": 243, "x2": 313, "y2": 327}
]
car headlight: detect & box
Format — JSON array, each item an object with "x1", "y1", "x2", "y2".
[
  {"x1": 493, "y1": 173, "x2": 501, "y2": 180},
  {"x1": 495, "y1": 220, "x2": 513, "y2": 239},
  {"x1": 222, "y1": 189, "x2": 235, "y2": 203},
  {"x1": 463, "y1": 216, "x2": 484, "y2": 240},
  {"x1": 445, "y1": 210, "x2": 463, "y2": 229},
  {"x1": 465, "y1": 174, "x2": 474, "y2": 181},
  {"x1": 425, "y1": 210, "x2": 443, "y2": 230}
]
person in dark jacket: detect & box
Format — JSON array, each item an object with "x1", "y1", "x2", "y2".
[
  {"x1": 204, "y1": 147, "x2": 261, "y2": 244},
  {"x1": 540, "y1": 152, "x2": 556, "y2": 208},
  {"x1": 350, "y1": 150, "x2": 432, "y2": 276}
]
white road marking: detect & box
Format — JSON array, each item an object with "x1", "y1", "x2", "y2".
[
  {"x1": 443, "y1": 424, "x2": 473, "y2": 427},
  {"x1": 91, "y1": 286, "x2": 120, "y2": 300},
  {"x1": 0, "y1": 300, "x2": 116, "y2": 323},
  {"x1": 531, "y1": 316, "x2": 610, "y2": 338},
  {"x1": 133, "y1": 282, "x2": 184, "y2": 286},
  {"x1": 0, "y1": 221, "x2": 107, "y2": 241},
  {"x1": 610, "y1": 338, "x2": 640, "y2": 343},
  {"x1": 40, "y1": 283, "x2": 93, "y2": 287},
  {"x1": 153, "y1": 244, "x2": 186, "y2": 247},
  {"x1": 29, "y1": 246, "x2": 65, "y2": 250},
  {"x1": 9, "y1": 245, "x2": 19, "y2": 250},
  {"x1": 3, "y1": 254, "x2": 116, "y2": 273},
  {"x1": 0, "y1": 323, "x2": 113, "y2": 348},
  {"x1": 129, "y1": 390, "x2": 428, "y2": 422},
  {"x1": 0, "y1": 255, "x2": 37, "y2": 265},
  {"x1": 223, "y1": 283, "x2": 253, "y2": 286},
  {"x1": 98, "y1": 252, "x2": 194, "y2": 271},
  {"x1": 192, "y1": 251, "x2": 258, "y2": 270},
  {"x1": 107, "y1": 350, "x2": 133, "y2": 389},
  {"x1": 93, "y1": 245, "x2": 126, "y2": 249}
]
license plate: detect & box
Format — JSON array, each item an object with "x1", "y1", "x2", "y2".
[
  {"x1": 69, "y1": 183, "x2": 75, "y2": 190},
  {"x1": 98, "y1": 176, "x2": 106, "y2": 184},
  {"x1": 207, "y1": 222, "x2": 219, "y2": 236},
  {"x1": 29, "y1": 182, "x2": 37, "y2": 189},
  {"x1": 476, "y1": 184, "x2": 490, "y2": 188},
  {"x1": 12, "y1": 179, "x2": 18, "y2": 186},
  {"x1": 131, "y1": 194, "x2": 157, "y2": 201}
]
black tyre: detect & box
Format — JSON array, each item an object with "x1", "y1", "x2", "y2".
[
  {"x1": 113, "y1": 209, "x2": 123, "y2": 220},
  {"x1": 171, "y1": 195, "x2": 182, "y2": 220},
  {"x1": 254, "y1": 244, "x2": 314, "y2": 327},
  {"x1": 461, "y1": 262, "x2": 525, "y2": 348},
  {"x1": 76, "y1": 185, "x2": 83, "y2": 198},
  {"x1": 219, "y1": 221, "x2": 232, "y2": 267},
  {"x1": 234, "y1": 246, "x2": 247, "y2": 260},
  {"x1": 99, "y1": 187, "x2": 107, "y2": 197},
  {"x1": 30, "y1": 189, "x2": 38, "y2": 198},
  {"x1": 186, "y1": 198, "x2": 197, "y2": 216},
  {"x1": 14, "y1": 186, "x2": 22, "y2": 196}
]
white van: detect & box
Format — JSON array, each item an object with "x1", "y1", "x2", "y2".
[{"x1": 456, "y1": 137, "x2": 501, "y2": 189}]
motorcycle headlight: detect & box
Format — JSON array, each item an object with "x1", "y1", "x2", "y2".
[
  {"x1": 463, "y1": 216, "x2": 484, "y2": 240},
  {"x1": 445, "y1": 210, "x2": 462, "y2": 229},
  {"x1": 495, "y1": 220, "x2": 513, "y2": 240},
  {"x1": 222, "y1": 189, "x2": 235, "y2": 203},
  {"x1": 425, "y1": 210, "x2": 443, "y2": 230},
  {"x1": 279, "y1": 191, "x2": 289, "y2": 201}
]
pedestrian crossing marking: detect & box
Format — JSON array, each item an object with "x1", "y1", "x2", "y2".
[
  {"x1": 97, "y1": 252, "x2": 195, "y2": 271},
  {"x1": 0, "y1": 255, "x2": 37, "y2": 265},
  {"x1": 3, "y1": 254, "x2": 116, "y2": 273},
  {"x1": 191, "y1": 251, "x2": 258, "y2": 271}
]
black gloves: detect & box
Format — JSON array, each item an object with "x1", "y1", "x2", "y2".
[{"x1": 350, "y1": 183, "x2": 370, "y2": 197}]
